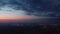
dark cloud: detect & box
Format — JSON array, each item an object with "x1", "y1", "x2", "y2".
[
  {"x1": 0, "y1": 0, "x2": 60, "y2": 17},
  {"x1": 28, "y1": 0, "x2": 60, "y2": 17}
]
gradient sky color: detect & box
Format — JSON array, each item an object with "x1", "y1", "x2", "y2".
[
  {"x1": 0, "y1": 0, "x2": 59, "y2": 24},
  {"x1": 0, "y1": 5, "x2": 40, "y2": 22}
]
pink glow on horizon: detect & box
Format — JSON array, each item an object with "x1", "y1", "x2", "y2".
[{"x1": 0, "y1": 16, "x2": 39, "y2": 23}]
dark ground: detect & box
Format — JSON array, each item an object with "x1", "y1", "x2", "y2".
[
  {"x1": 0, "y1": 18, "x2": 59, "y2": 34},
  {"x1": 0, "y1": 24, "x2": 60, "y2": 34}
]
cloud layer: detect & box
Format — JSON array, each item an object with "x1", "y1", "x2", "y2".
[{"x1": 0, "y1": 0, "x2": 60, "y2": 17}]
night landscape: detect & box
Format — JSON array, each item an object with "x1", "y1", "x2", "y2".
[{"x1": 0, "y1": 0, "x2": 60, "y2": 34}]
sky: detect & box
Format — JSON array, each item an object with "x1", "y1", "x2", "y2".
[
  {"x1": 0, "y1": 3, "x2": 39, "y2": 22},
  {"x1": 0, "y1": 0, "x2": 60, "y2": 23},
  {"x1": 0, "y1": 5, "x2": 31, "y2": 19},
  {"x1": 0, "y1": 5, "x2": 39, "y2": 21}
]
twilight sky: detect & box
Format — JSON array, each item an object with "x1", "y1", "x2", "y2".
[
  {"x1": 0, "y1": 5, "x2": 39, "y2": 20},
  {"x1": 0, "y1": 0, "x2": 41, "y2": 20},
  {"x1": 0, "y1": 0, "x2": 60, "y2": 23},
  {"x1": 0, "y1": 5, "x2": 29, "y2": 19},
  {"x1": 0, "y1": 0, "x2": 60, "y2": 17}
]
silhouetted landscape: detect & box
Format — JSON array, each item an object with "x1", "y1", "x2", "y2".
[
  {"x1": 0, "y1": 23, "x2": 60, "y2": 34},
  {"x1": 0, "y1": 0, "x2": 60, "y2": 34},
  {"x1": 0, "y1": 18, "x2": 59, "y2": 34}
]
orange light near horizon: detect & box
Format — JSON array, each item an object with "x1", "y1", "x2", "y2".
[{"x1": 0, "y1": 16, "x2": 39, "y2": 22}]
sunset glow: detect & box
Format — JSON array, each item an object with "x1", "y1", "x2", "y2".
[
  {"x1": 0, "y1": 15, "x2": 39, "y2": 22},
  {"x1": 0, "y1": 5, "x2": 40, "y2": 22}
]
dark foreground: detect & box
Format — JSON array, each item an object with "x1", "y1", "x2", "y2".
[
  {"x1": 0, "y1": 18, "x2": 60, "y2": 34},
  {"x1": 0, "y1": 24, "x2": 60, "y2": 34}
]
